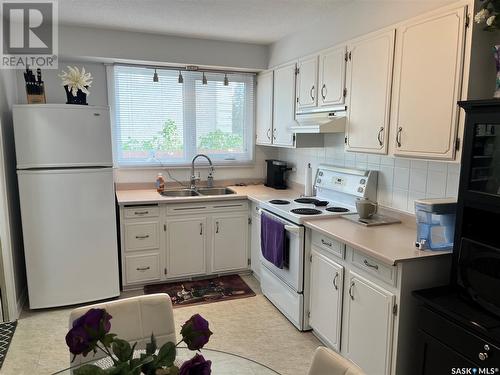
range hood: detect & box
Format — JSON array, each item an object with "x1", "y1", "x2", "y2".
[{"x1": 292, "y1": 106, "x2": 347, "y2": 134}]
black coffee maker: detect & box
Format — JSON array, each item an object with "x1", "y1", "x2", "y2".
[{"x1": 265, "y1": 160, "x2": 291, "y2": 189}]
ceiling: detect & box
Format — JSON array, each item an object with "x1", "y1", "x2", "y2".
[{"x1": 58, "y1": 0, "x2": 350, "y2": 44}]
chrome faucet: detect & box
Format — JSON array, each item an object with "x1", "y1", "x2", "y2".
[{"x1": 190, "y1": 154, "x2": 214, "y2": 190}]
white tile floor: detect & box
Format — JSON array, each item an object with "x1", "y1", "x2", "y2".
[{"x1": 2, "y1": 275, "x2": 321, "y2": 375}]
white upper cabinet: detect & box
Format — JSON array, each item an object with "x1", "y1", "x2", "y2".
[
  {"x1": 345, "y1": 29, "x2": 395, "y2": 154},
  {"x1": 391, "y1": 6, "x2": 467, "y2": 159},
  {"x1": 296, "y1": 56, "x2": 319, "y2": 110},
  {"x1": 256, "y1": 70, "x2": 273, "y2": 145},
  {"x1": 319, "y1": 45, "x2": 347, "y2": 107},
  {"x1": 273, "y1": 62, "x2": 297, "y2": 147}
]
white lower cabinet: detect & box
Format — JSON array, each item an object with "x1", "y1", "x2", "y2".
[
  {"x1": 309, "y1": 248, "x2": 343, "y2": 351},
  {"x1": 166, "y1": 216, "x2": 207, "y2": 277},
  {"x1": 212, "y1": 213, "x2": 248, "y2": 272},
  {"x1": 119, "y1": 200, "x2": 249, "y2": 288},
  {"x1": 250, "y1": 204, "x2": 262, "y2": 279},
  {"x1": 343, "y1": 271, "x2": 395, "y2": 375}
]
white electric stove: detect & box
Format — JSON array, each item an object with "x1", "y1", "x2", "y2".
[{"x1": 258, "y1": 164, "x2": 378, "y2": 331}]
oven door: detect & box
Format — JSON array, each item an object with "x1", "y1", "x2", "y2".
[
  {"x1": 458, "y1": 237, "x2": 500, "y2": 317},
  {"x1": 259, "y1": 209, "x2": 305, "y2": 293}
]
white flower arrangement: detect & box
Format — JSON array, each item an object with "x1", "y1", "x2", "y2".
[
  {"x1": 59, "y1": 66, "x2": 93, "y2": 97},
  {"x1": 475, "y1": 0, "x2": 500, "y2": 30}
]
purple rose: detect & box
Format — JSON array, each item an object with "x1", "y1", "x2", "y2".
[
  {"x1": 65, "y1": 325, "x2": 91, "y2": 355},
  {"x1": 179, "y1": 354, "x2": 212, "y2": 375},
  {"x1": 180, "y1": 314, "x2": 213, "y2": 351},
  {"x1": 65, "y1": 308, "x2": 113, "y2": 356}
]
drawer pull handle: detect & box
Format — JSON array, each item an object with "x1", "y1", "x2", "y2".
[
  {"x1": 134, "y1": 211, "x2": 149, "y2": 215},
  {"x1": 200, "y1": 223, "x2": 203, "y2": 235},
  {"x1": 478, "y1": 352, "x2": 489, "y2": 361},
  {"x1": 136, "y1": 266, "x2": 150, "y2": 271},
  {"x1": 349, "y1": 281, "x2": 355, "y2": 300},
  {"x1": 321, "y1": 239, "x2": 332, "y2": 247},
  {"x1": 216, "y1": 221, "x2": 220, "y2": 234},
  {"x1": 135, "y1": 235, "x2": 150, "y2": 239},
  {"x1": 333, "y1": 272, "x2": 339, "y2": 290},
  {"x1": 363, "y1": 259, "x2": 379, "y2": 270}
]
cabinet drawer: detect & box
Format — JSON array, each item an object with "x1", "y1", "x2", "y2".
[
  {"x1": 125, "y1": 222, "x2": 159, "y2": 251},
  {"x1": 124, "y1": 206, "x2": 159, "y2": 219},
  {"x1": 311, "y1": 231, "x2": 345, "y2": 259},
  {"x1": 125, "y1": 253, "x2": 160, "y2": 284},
  {"x1": 350, "y1": 248, "x2": 397, "y2": 286}
]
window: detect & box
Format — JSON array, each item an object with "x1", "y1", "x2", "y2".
[{"x1": 109, "y1": 65, "x2": 255, "y2": 167}]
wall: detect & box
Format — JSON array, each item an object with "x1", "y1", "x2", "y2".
[
  {"x1": 0, "y1": 69, "x2": 26, "y2": 320},
  {"x1": 278, "y1": 135, "x2": 460, "y2": 213},
  {"x1": 59, "y1": 25, "x2": 268, "y2": 71}
]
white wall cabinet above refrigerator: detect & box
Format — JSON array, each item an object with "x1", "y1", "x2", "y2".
[
  {"x1": 390, "y1": 6, "x2": 467, "y2": 160},
  {"x1": 345, "y1": 29, "x2": 395, "y2": 154}
]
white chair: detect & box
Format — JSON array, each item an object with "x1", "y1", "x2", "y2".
[
  {"x1": 68, "y1": 293, "x2": 176, "y2": 365},
  {"x1": 307, "y1": 347, "x2": 366, "y2": 375}
]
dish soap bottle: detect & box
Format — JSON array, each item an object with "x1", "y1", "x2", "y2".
[{"x1": 156, "y1": 173, "x2": 165, "y2": 193}]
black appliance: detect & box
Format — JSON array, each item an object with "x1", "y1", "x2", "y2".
[
  {"x1": 413, "y1": 100, "x2": 500, "y2": 373},
  {"x1": 264, "y1": 159, "x2": 291, "y2": 189}
]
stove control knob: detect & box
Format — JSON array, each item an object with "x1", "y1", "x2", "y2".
[
  {"x1": 319, "y1": 172, "x2": 324, "y2": 176},
  {"x1": 317, "y1": 179, "x2": 322, "y2": 184},
  {"x1": 360, "y1": 178, "x2": 366, "y2": 185},
  {"x1": 478, "y1": 352, "x2": 488, "y2": 361},
  {"x1": 357, "y1": 187, "x2": 364, "y2": 193}
]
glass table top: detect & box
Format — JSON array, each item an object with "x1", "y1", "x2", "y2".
[{"x1": 52, "y1": 347, "x2": 281, "y2": 374}]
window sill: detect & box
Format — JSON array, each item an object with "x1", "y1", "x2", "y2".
[{"x1": 115, "y1": 161, "x2": 257, "y2": 170}]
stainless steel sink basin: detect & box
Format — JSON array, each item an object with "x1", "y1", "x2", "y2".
[
  {"x1": 160, "y1": 189, "x2": 200, "y2": 197},
  {"x1": 197, "y1": 187, "x2": 236, "y2": 196}
]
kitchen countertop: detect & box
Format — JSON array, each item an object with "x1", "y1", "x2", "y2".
[
  {"x1": 304, "y1": 217, "x2": 450, "y2": 265},
  {"x1": 115, "y1": 183, "x2": 303, "y2": 205},
  {"x1": 116, "y1": 183, "x2": 450, "y2": 265}
]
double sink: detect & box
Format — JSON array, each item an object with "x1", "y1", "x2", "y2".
[{"x1": 160, "y1": 187, "x2": 236, "y2": 197}]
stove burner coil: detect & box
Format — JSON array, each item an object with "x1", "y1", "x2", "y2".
[
  {"x1": 269, "y1": 199, "x2": 290, "y2": 205},
  {"x1": 326, "y1": 207, "x2": 350, "y2": 213},
  {"x1": 294, "y1": 198, "x2": 317, "y2": 204},
  {"x1": 290, "y1": 208, "x2": 322, "y2": 215}
]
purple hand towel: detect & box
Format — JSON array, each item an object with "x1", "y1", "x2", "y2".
[{"x1": 261, "y1": 213, "x2": 285, "y2": 269}]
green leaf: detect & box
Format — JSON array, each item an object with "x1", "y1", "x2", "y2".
[
  {"x1": 101, "y1": 333, "x2": 117, "y2": 348},
  {"x1": 156, "y1": 341, "x2": 176, "y2": 367},
  {"x1": 74, "y1": 364, "x2": 107, "y2": 375},
  {"x1": 145, "y1": 333, "x2": 157, "y2": 356},
  {"x1": 112, "y1": 339, "x2": 133, "y2": 362},
  {"x1": 104, "y1": 362, "x2": 128, "y2": 375}
]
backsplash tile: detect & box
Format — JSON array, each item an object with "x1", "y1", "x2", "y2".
[{"x1": 275, "y1": 133, "x2": 460, "y2": 214}]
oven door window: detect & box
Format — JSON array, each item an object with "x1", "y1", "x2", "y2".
[
  {"x1": 469, "y1": 123, "x2": 500, "y2": 196},
  {"x1": 458, "y1": 237, "x2": 500, "y2": 317}
]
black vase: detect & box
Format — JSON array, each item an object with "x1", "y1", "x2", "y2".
[{"x1": 64, "y1": 85, "x2": 88, "y2": 105}]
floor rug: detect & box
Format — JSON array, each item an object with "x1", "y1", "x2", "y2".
[
  {"x1": 144, "y1": 275, "x2": 256, "y2": 308},
  {"x1": 0, "y1": 321, "x2": 17, "y2": 369}
]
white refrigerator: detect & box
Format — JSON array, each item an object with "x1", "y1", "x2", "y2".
[{"x1": 13, "y1": 104, "x2": 120, "y2": 309}]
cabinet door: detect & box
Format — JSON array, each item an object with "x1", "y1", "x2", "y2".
[
  {"x1": 256, "y1": 70, "x2": 273, "y2": 145},
  {"x1": 309, "y1": 250, "x2": 343, "y2": 351},
  {"x1": 212, "y1": 214, "x2": 248, "y2": 272},
  {"x1": 345, "y1": 29, "x2": 395, "y2": 154},
  {"x1": 343, "y1": 271, "x2": 395, "y2": 375},
  {"x1": 250, "y1": 210, "x2": 261, "y2": 279},
  {"x1": 273, "y1": 62, "x2": 296, "y2": 147},
  {"x1": 391, "y1": 7, "x2": 466, "y2": 159},
  {"x1": 296, "y1": 56, "x2": 318, "y2": 110},
  {"x1": 319, "y1": 45, "x2": 347, "y2": 107},
  {"x1": 166, "y1": 217, "x2": 206, "y2": 277}
]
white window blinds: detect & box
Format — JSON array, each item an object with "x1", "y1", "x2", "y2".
[{"x1": 109, "y1": 65, "x2": 255, "y2": 167}]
